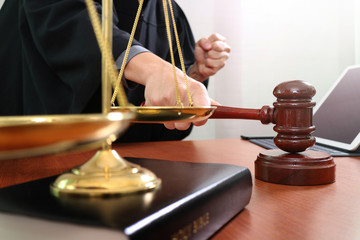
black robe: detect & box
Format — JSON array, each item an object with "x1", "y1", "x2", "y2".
[{"x1": 0, "y1": 0, "x2": 207, "y2": 142}]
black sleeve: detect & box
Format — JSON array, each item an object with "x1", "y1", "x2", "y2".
[{"x1": 22, "y1": 0, "x2": 141, "y2": 113}]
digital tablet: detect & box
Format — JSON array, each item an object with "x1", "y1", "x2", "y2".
[{"x1": 313, "y1": 65, "x2": 360, "y2": 151}]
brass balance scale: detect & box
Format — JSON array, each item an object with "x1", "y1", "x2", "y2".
[{"x1": 0, "y1": 0, "x2": 216, "y2": 197}]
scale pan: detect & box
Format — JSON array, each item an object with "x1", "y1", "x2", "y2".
[
  {"x1": 111, "y1": 106, "x2": 216, "y2": 123},
  {"x1": 0, "y1": 111, "x2": 135, "y2": 160}
]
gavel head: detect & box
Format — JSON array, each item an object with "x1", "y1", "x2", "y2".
[{"x1": 272, "y1": 80, "x2": 316, "y2": 153}]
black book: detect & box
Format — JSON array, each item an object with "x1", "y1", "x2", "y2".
[{"x1": 0, "y1": 157, "x2": 252, "y2": 240}]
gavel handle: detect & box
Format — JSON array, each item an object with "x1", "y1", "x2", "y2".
[{"x1": 210, "y1": 105, "x2": 275, "y2": 124}]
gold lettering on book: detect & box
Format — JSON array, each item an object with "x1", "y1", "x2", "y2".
[
  {"x1": 171, "y1": 212, "x2": 210, "y2": 240},
  {"x1": 193, "y1": 212, "x2": 210, "y2": 234}
]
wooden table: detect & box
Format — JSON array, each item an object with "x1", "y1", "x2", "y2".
[{"x1": 1, "y1": 138, "x2": 360, "y2": 240}]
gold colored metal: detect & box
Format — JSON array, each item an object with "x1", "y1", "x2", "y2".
[
  {"x1": 85, "y1": 0, "x2": 128, "y2": 106},
  {"x1": 105, "y1": 0, "x2": 193, "y2": 107},
  {"x1": 111, "y1": 0, "x2": 144, "y2": 106},
  {"x1": 101, "y1": 0, "x2": 112, "y2": 113},
  {"x1": 48, "y1": 0, "x2": 161, "y2": 197},
  {"x1": 165, "y1": 0, "x2": 193, "y2": 106},
  {"x1": 50, "y1": 147, "x2": 161, "y2": 197},
  {"x1": 111, "y1": 106, "x2": 216, "y2": 123},
  {"x1": 0, "y1": 112, "x2": 134, "y2": 160},
  {"x1": 162, "y1": 0, "x2": 181, "y2": 106}
]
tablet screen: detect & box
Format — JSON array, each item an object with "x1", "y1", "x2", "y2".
[{"x1": 313, "y1": 66, "x2": 360, "y2": 150}]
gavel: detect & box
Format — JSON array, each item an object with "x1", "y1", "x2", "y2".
[
  {"x1": 209, "y1": 80, "x2": 335, "y2": 186},
  {"x1": 210, "y1": 80, "x2": 316, "y2": 153}
]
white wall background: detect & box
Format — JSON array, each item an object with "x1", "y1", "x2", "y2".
[
  {"x1": 1, "y1": 0, "x2": 359, "y2": 140},
  {"x1": 176, "y1": 0, "x2": 360, "y2": 140}
]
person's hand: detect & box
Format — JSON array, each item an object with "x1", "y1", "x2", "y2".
[
  {"x1": 188, "y1": 33, "x2": 231, "y2": 82},
  {"x1": 124, "y1": 52, "x2": 211, "y2": 130},
  {"x1": 144, "y1": 60, "x2": 211, "y2": 130}
]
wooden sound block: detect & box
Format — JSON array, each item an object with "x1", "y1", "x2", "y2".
[{"x1": 255, "y1": 149, "x2": 335, "y2": 185}]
